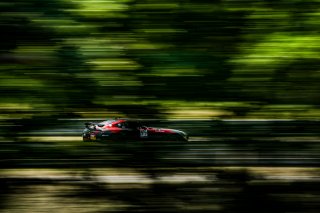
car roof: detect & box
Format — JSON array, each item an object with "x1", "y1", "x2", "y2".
[
  {"x1": 113, "y1": 119, "x2": 142, "y2": 123},
  {"x1": 99, "y1": 119, "x2": 141, "y2": 125}
]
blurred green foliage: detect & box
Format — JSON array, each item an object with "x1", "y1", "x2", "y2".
[
  {"x1": 1, "y1": 0, "x2": 320, "y2": 120},
  {"x1": 2, "y1": 2, "x2": 320, "y2": 212}
]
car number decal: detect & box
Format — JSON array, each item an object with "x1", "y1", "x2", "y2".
[{"x1": 140, "y1": 129, "x2": 148, "y2": 138}]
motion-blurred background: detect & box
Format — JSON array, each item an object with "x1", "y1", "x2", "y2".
[{"x1": 1, "y1": 0, "x2": 320, "y2": 212}]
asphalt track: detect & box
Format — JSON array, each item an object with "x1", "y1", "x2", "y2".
[
  {"x1": 1, "y1": 120, "x2": 320, "y2": 213},
  {"x1": 1, "y1": 136, "x2": 319, "y2": 168}
]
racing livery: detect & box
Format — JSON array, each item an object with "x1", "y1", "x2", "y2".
[{"x1": 82, "y1": 119, "x2": 188, "y2": 142}]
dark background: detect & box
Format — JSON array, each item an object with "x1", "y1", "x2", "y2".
[{"x1": 1, "y1": 0, "x2": 320, "y2": 212}]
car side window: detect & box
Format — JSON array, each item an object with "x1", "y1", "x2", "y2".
[
  {"x1": 126, "y1": 121, "x2": 140, "y2": 129},
  {"x1": 120, "y1": 122, "x2": 130, "y2": 128},
  {"x1": 115, "y1": 121, "x2": 141, "y2": 129}
]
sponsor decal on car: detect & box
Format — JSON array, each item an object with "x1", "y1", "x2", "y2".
[{"x1": 90, "y1": 134, "x2": 96, "y2": 140}]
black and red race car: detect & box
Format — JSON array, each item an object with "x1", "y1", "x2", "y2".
[{"x1": 82, "y1": 119, "x2": 188, "y2": 142}]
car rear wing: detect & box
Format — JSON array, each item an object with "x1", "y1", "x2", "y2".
[{"x1": 85, "y1": 122, "x2": 96, "y2": 130}]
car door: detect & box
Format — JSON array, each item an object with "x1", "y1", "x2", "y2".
[{"x1": 119, "y1": 121, "x2": 140, "y2": 140}]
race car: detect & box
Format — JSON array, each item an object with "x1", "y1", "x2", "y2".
[{"x1": 82, "y1": 119, "x2": 188, "y2": 142}]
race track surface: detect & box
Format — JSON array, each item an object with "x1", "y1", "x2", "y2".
[{"x1": 1, "y1": 120, "x2": 320, "y2": 212}]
